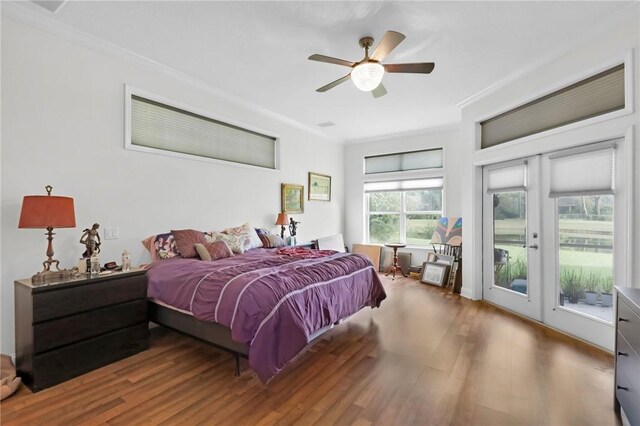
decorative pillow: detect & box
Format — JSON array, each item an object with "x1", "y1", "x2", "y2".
[
  {"x1": 206, "y1": 232, "x2": 251, "y2": 254},
  {"x1": 195, "y1": 241, "x2": 234, "y2": 261},
  {"x1": 224, "y1": 223, "x2": 263, "y2": 250},
  {"x1": 141, "y1": 232, "x2": 180, "y2": 260},
  {"x1": 258, "y1": 233, "x2": 285, "y2": 248},
  {"x1": 171, "y1": 229, "x2": 207, "y2": 258}
]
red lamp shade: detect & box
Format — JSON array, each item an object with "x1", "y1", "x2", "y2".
[
  {"x1": 275, "y1": 213, "x2": 289, "y2": 226},
  {"x1": 18, "y1": 196, "x2": 76, "y2": 229}
]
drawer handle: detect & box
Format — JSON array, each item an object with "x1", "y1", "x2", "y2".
[
  {"x1": 617, "y1": 385, "x2": 629, "y2": 391},
  {"x1": 619, "y1": 317, "x2": 630, "y2": 322},
  {"x1": 618, "y1": 351, "x2": 629, "y2": 357}
]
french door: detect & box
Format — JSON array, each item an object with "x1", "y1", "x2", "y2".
[
  {"x1": 483, "y1": 156, "x2": 542, "y2": 321},
  {"x1": 483, "y1": 140, "x2": 623, "y2": 349}
]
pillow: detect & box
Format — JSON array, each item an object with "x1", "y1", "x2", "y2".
[
  {"x1": 195, "y1": 241, "x2": 234, "y2": 261},
  {"x1": 206, "y1": 232, "x2": 251, "y2": 254},
  {"x1": 224, "y1": 223, "x2": 263, "y2": 250},
  {"x1": 258, "y1": 233, "x2": 285, "y2": 248},
  {"x1": 171, "y1": 229, "x2": 207, "y2": 258},
  {"x1": 141, "y1": 232, "x2": 180, "y2": 260}
]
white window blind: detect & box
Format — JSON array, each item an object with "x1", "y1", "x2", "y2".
[
  {"x1": 130, "y1": 95, "x2": 277, "y2": 169},
  {"x1": 486, "y1": 163, "x2": 527, "y2": 193},
  {"x1": 365, "y1": 148, "x2": 443, "y2": 174},
  {"x1": 364, "y1": 178, "x2": 444, "y2": 193},
  {"x1": 481, "y1": 64, "x2": 625, "y2": 149},
  {"x1": 549, "y1": 142, "x2": 615, "y2": 198}
]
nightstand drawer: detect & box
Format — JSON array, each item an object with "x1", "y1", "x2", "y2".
[
  {"x1": 29, "y1": 323, "x2": 149, "y2": 392},
  {"x1": 617, "y1": 331, "x2": 640, "y2": 393},
  {"x1": 616, "y1": 366, "x2": 640, "y2": 426},
  {"x1": 33, "y1": 299, "x2": 147, "y2": 354},
  {"x1": 33, "y1": 274, "x2": 147, "y2": 322},
  {"x1": 618, "y1": 299, "x2": 640, "y2": 353}
]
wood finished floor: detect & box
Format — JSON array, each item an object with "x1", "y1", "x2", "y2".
[{"x1": 1, "y1": 275, "x2": 620, "y2": 426}]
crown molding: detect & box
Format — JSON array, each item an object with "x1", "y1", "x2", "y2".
[
  {"x1": 3, "y1": 2, "x2": 344, "y2": 145},
  {"x1": 456, "y1": 2, "x2": 640, "y2": 110},
  {"x1": 345, "y1": 122, "x2": 460, "y2": 145}
]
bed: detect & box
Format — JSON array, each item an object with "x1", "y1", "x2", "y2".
[{"x1": 146, "y1": 247, "x2": 386, "y2": 382}]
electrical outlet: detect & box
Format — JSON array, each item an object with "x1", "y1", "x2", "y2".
[{"x1": 104, "y1": 227, "x2": 119, "y2": 240}]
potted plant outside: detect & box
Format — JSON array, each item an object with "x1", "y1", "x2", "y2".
[
  {"x1": 560, "y1": 269, "x2": 584, "y2": 304},
  {"x1": 584, "y1": 272, "x2": 599, "y2": 305},
  {"x1": 600, "y1": 277, "x2": 614, "y2": 308}
]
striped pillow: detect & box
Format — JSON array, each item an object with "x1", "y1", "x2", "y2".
[
  {"x1": 258, "y1": 233, "x2": 285, "y2": 248},
  {"x1": 195, "y1": 241, "x2": 234, "y2": 261}
]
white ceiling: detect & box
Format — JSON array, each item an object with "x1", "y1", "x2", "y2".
[{"x1": 22, "y1": 1, "x2": 635, "y2": 142}]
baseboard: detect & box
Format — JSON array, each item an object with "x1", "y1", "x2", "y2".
[{"x1": 460, "y1": 286, "x2": 474, "y2": 300}]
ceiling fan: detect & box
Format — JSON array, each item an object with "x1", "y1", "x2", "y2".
[{"x1": 308, "y1": 30, "x2": 435, "y2": 98}]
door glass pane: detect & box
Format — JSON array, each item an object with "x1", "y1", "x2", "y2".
[
  {"x1": 493, "y1": 191, "x2": 528, "y2": 295},
  {"x1": 557, "y1": 195, "x2": 614, "y2": 323},
  {"x1": 406, "y1": 213, "x2": 441, "y2": 246},
  {"x1": 368, "y1": 214, "x2": 400, "y2": 243}
]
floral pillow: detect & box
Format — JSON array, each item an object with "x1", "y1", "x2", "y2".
[
  {"x1": 224, "y1": 222, "x2": 263, "y2": 250},
  {"x1": 141, "y1": 232, "x2": 181, "y2": 260},
  {"x1": 206, "y1": 232, "x2": 251, "y2": 254}
]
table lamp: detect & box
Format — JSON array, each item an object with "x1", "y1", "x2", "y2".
[
  {"x1": 275, "y1": 213, "x2": 289, "y2": 239},
  {"x1": 18, "y1": 185, "x2": 76, "y2": 283}
]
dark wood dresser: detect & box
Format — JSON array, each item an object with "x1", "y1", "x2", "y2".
[
  {"x1": 15, "y1": 269, "x2": 149, "y2": 392},
  {"x1": 615, "y1": 287, "x2": 640, "y2": 426}
]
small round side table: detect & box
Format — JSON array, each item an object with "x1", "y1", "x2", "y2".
[{"x1": 384, "y1": 243, "x2": 407, "y2": 280}]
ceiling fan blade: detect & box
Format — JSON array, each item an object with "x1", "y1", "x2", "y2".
[
  {"x1": 384, "y1": 63, "x2": 435, "y2": 74},
  {"x1": 370, "y1": 31, "x2": 406, "y2": 62},
  {"x1": 308, "y1": 54, "x2": 355, "y2": 68},
  {"x1": 316, "y1": 74, "x2": 351, "y2": 92},
  {"x1": 371, "y1": 83, "x2": 387, "y2": 98}
]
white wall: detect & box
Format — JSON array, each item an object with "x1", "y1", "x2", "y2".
[
  {"x1": 459, "y1": 9, "x2": 640, "y2": 300},
  {"x1": 0, "y1": 16, "x2": 345, "y2": 354},
  {"x1": 344, "y1": 127, "x2": 461, "y2": 267}
]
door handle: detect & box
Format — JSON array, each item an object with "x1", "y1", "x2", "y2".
[{"x1": 528, "y1": 244, "x2": 539, "y2": 249}]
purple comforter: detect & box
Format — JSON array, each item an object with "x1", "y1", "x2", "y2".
[{"x1": 146, "y1": 248, "x2": 386, "y2": 382}]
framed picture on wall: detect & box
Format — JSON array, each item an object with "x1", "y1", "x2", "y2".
[
  {"x1": 308, "y1": 172, "x2": 331, "y2": 201},
  {"x1": 281, "y1": 183, "x2": 304, "y2": 214},
  {"x1": 420, "y1": 262, "x2": 449, "y2": 287}
]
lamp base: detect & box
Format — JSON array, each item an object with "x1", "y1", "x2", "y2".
[{"x1": 31, "y1": 269, "x2": 73, "y2": 285}]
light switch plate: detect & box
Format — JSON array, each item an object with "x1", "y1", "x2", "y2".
[{"x1": 104, "y1": 227, "x2": 119, "y2": 240}]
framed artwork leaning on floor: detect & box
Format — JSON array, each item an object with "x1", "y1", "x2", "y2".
[{"x1": 420, "y1": 262, "x2": 449, "y2": 287}]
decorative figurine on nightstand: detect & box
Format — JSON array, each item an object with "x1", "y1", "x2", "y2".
[
  {"x1": 289, "y1": 218, "x2": 301, "y2": 246},
  {"x1": 289, "y1": 218, "x2": 300, "y2": 237},
  {"x1": 80, "y1": 223, "x2": 101, "y2": 258}
]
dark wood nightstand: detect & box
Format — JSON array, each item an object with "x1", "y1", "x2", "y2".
[{"x1": 14, "y1": 269, "x2": 149, "y2": 392}]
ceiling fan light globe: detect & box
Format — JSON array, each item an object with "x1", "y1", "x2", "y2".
[{"x1": 351, "y1": 62, "x2": 384, "y2": 92}]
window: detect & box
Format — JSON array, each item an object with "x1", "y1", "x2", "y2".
[
  {"x1": 365, "y1": 148, "x2": 443, "y2": 174},
  {"x1": 128, "y1": 93, "x2": 277, "y2": 169},
  {"x1": 365, "y1": 179, "x2": 443, "y2": 246},
  {"x1": 481, "y1": 64, "x2": 625, "y2": 149}
]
